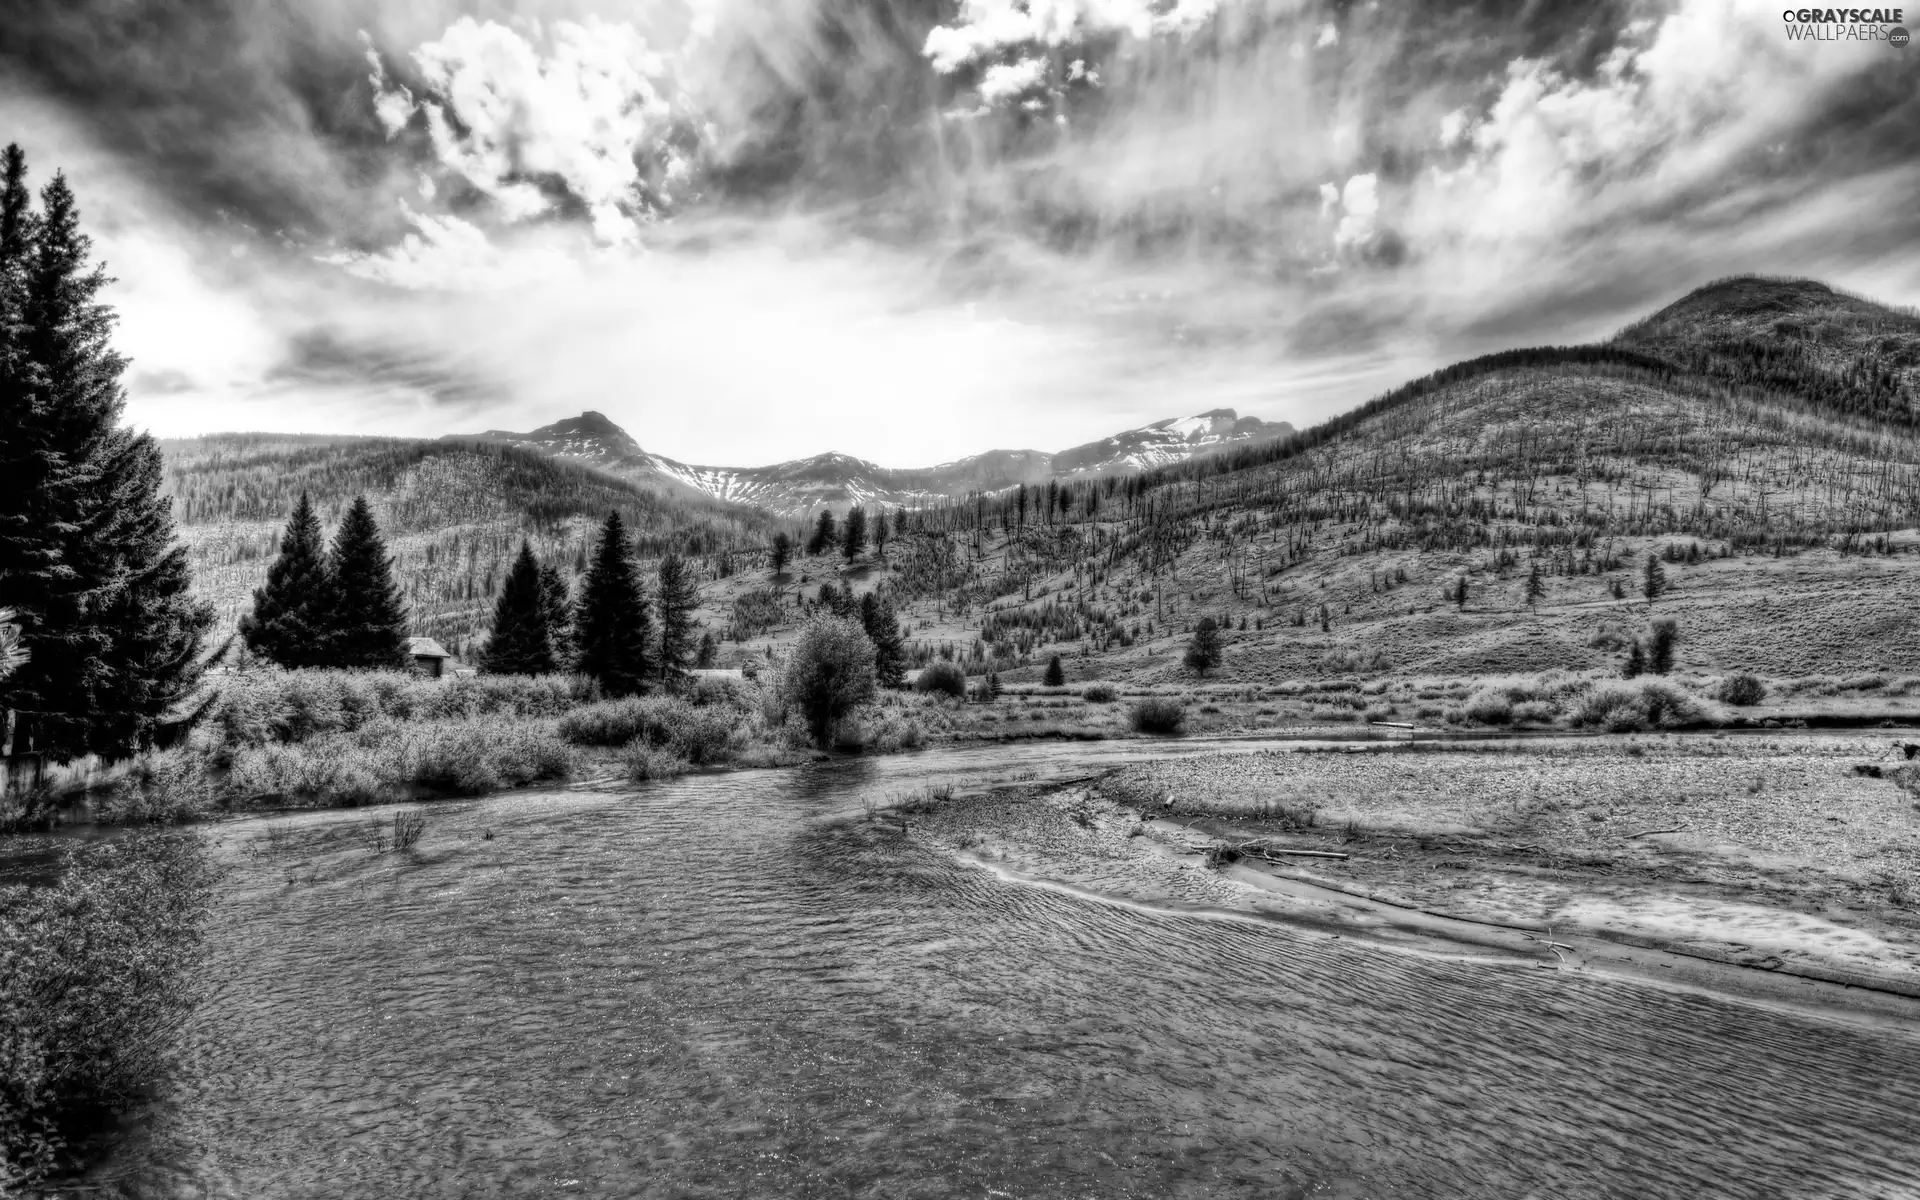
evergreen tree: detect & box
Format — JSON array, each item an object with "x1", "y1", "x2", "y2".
[
  {"x1": 575, "y1": 511, "x2": 652, "y2": 695},
  {"x1": 1648, "y1": 617, "x2": 1678, "y2": 675},
  {"x1": 1525, "y1": 561, "x2": 1546, "y2": 611},
  {"x1": 1184, "y1": 617, "x2": 1222, "y2": 676},
  {"x1": 1043, "y1": 655, "x2": 1066, "y2": 687},
  {"x1": 1623, "y1": 638, "x2": 1647, "y2": 679},
  {"x1": 860, "y1": 591, "x2": 907, "y2": 688},
  {"x1": 240, "y1": 492, "x2": 335, "y2": 668},
  {"x1": 842, "y1": 506, "x2": 868, "y2": 560},
  {"x1": 770, "y1": 531, "x2": 792, "y2": 576},
  {"x1": 539, "y1": 563, "x2": 573, "y2": 667},
  {"x1": 482, "y1": 541, "x2": 557, "y2": 675},
  {"x1": 1454, "y1": 576, "x2": 1470, "y2": 610},
  {"x1": 0, "y1": 160, "x2": 211, "y2": 759},
  {"x1": 873, "y1": 509, "x2": 890, "y2": 561},
  {"x1": 1642, "y1": 554, "x2": 1667, "y2": 604},
  {"x1": 807, "y1": 510, "x2": 837, "y2": 556},
  {"x1": 656, "y1": 552, "x2": 702, "y2": 689},
  {"x1": 695, "y1": 629, "x2": 718, "y2": 669},
  {"x1": 327, "y1": 496, "x2": 409, "y2": 669}
]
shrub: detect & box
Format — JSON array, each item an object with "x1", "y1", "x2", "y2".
[
  {"x1": 1718, "y1": 672, "x2": 1767, "y2": 706},
  {"x1": 780, "y1": 616, "x2": 878, "y2": 747},
  {"x1": 1462, "y1": 688, "x2": 1514, "y2": 725},
  {"x1": 97, "y1": 750, "x2": 220, "y2": 824},
  {"x1": 1082, "y1": 684, "x2": 1118, "y2": 703},
  {"x1": 392, "y1": 811, "x2": 427, "y2": 852},
  {"x1": 914, "y1": 660, "x2": 967, "y2": 699},
  {"x1": 1, "y1": 834, "x2": 218, "y2": 1186},
  {"x1": 1512, "y1": 700, "x2": 1557, "y2": 725},
  {"x1": 623, "y1": 745, "x2": 688, "y2": 781},
  {"x1": 1574, "y1": 679, "x2": 1716, "y2": 731},
  {"x1": 1130, "y1": 698, "x2": 1187, "y2": 734}
]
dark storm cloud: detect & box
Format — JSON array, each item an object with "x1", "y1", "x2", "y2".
[
  {"x1": 268, "y1": 328, "x2": 511, "y2": 412},
  {"x1": 0, "y1": 0, "x2": 413, "y2": 240}
]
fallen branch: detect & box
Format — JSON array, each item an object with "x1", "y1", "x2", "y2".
[
  {"x1": 1238, "y1": 841, "x2": 1351, "y2": 862},
  {"x1": 1627, "y1": 825, "x2": 1689, "y2": 839}
]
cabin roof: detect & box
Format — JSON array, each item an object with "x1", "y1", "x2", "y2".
[{"x1": 407, "y1": 636, "x2": 452, "y2": 659}]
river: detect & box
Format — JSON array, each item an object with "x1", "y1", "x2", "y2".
[{"x1": 79, "y1": 739, "x2": 1920, "y2": 1198}]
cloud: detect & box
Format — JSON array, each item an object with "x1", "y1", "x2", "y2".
[
  {"x1": 5, "y1": 0, "x2": 1919, "y2": 465},
  {"x1": 370, "y1": 16, "x2": 685, "y2": 246}
]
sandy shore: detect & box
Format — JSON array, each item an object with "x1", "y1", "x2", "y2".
[{"x1": 902, "y1": 733, "x2": 1920, "y2": 1026}]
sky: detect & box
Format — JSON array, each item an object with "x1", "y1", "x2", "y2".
[{"x1": 2, "y1": 0, "x2": 1916, "y2": 467}]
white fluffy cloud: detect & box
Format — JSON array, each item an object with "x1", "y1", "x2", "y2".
[
  {"x1": 924, "y1": 0, "x2": 1218, "y2": 79},
  {"x1": 371, "y1": 16, "x2": 683, "y2": 246}
]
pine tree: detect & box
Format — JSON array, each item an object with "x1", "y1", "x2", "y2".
[
  {"x1": 807, "y1": 510, "x2": 836, "y2": 556},
  {"x1": 327, "y1": 496, "x2": 409, "y2": 669},
  {"x1": 656, "y1": 552, "x2": 702, "y2": 689},
  {"x1": 842, "y1": 506, "x2": 868, "y2": 560},
  {"x1": 575, "y1": 511, "x2": 652, "y2": 695},
  {"x1": 770, "y1": 531, "x2": 792, "y2": 576},
  {"x1": 482, "y1": 541, "x2": 557, "y2": 675},
  {"x1": 240, "y1": 492, "x2": 335, "y2": 668},
  {"x1": 1043, "y1": 655, "x2": 1066, "y2": 687},
  {"x1": 1648, "y1": 617, "x2": 1678, "y2": 675},
  {"x1": 1623, "y1": 638, "x2": 1647, "y2": 679},
  {"x1": 1642, "y1": 554, "x2": 1667, "y2": 604},
  {"x1": 873, "y1": 509, "x2": 890, "y2": 561},
  {"x1": 539, "y1": 563, "x2": 573, "y2": 667},
  {"x1": 0, "y1": 160, "x2": 211, "y2": 759},
  {"x1": 860, "y1": 591, "x2": 907, "y2": 687},
  {"x1": 1184, "y1": 617, "x2": 1222, "y2": 676},
  {"x1": 1525, "y1": 561, "x2": 1546, "y2": 611},
  {"x1": 695, "y1": 630, "x2": 718, "y2": 669}
]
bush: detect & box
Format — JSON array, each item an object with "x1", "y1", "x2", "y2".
[
  {"x1": 1574, "y1": 679, "x2": 1717, "y2": 731},
  {"x1": 1718, "y1": 672, "x2": 1767, "y2": 706},
  {"x1": 97, "y1": 749, "x2": 221, "y2": 824},
  {"x1": 780, "y1": 616, "x2": 878, "y2": 747},
  {"x1": 1130, "y1": 698, "x2": 1187, "y2": 735},
  {"x1": 1081, "y1": 684, "x2": 1118, "y2": 703},
  {"x1": 914, "y1": 660, "x2": 967, "y2": 699},
  {"x1": 1462, "y1": 687, "x2": 1514, "y2": 725},
  {"x1": 1, "y1": 834, "x2": 218, "y2": 1186},
  {"x1": 623, "y1": 744, "x2": 688, "y2": 781}
]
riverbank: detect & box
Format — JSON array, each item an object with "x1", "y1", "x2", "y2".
[{"x1": 900, "y1": 733, "x2": 1920, "y2": 1020}]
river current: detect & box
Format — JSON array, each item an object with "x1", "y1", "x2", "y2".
[{"x1": 80, "y1": 740, "x2": 1920, "y2": 1198}]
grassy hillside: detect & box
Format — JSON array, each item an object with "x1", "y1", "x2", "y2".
[
  {"x1": 697, "y1": 280, "x2": 1920, "y2": 687},
  {"x1": 162, "y1": 435, "x2": 791, "y2": 653}
]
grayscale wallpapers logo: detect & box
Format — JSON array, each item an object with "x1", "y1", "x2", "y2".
[{"x1": 1781, "y1": 7, "x2": 1909, "y2": 42}]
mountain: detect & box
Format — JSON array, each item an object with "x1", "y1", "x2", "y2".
[
  {"x1": 159, "y1": 433, "x2": 781, "y2": 654},
  {"x1": 464, "y1": 408, "x2": 1296, "y2": 516},
  {"x1": 843, "y1": 276, "x2": 1920, "y2": 683}
]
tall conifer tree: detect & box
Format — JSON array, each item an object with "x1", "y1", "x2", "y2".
[
  {"x1": 575, "y1": 511, "x2": 652, "y2": 695},
  {"x1": 240, "y1": 492, "x2": 335, "y2": 668},
  {"x1": 860, "y1": 591, "x2": 907, "y2": 688},
  {"x1": 482, "y1": 541, "x2": 557, "y2": 675},
  {"x1": 655, "y1": 552, "x2": 702, "y2": 689},
  {"x1": 842, "y1": 506, "x2": 867, "y2": 560},
  {"x1": 539, "y1": 562, "x2": 574, "y2": 667},
  {"x1": 0, "y1": 158, "x2": 210, "y2": 758},
  {"x1": 327, "y1": 496, "x2": 408, "y2": 669}
]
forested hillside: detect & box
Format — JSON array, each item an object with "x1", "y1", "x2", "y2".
[
  {"x1": 162, "y1": 435, "x2": 789, "y2": 653},
  {"x1": 163, "y1": 277, "x2": 1920, "y2": 683},
  {"x1": 726, "y1": 279, "x2": 1920, "y2": 683}
]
